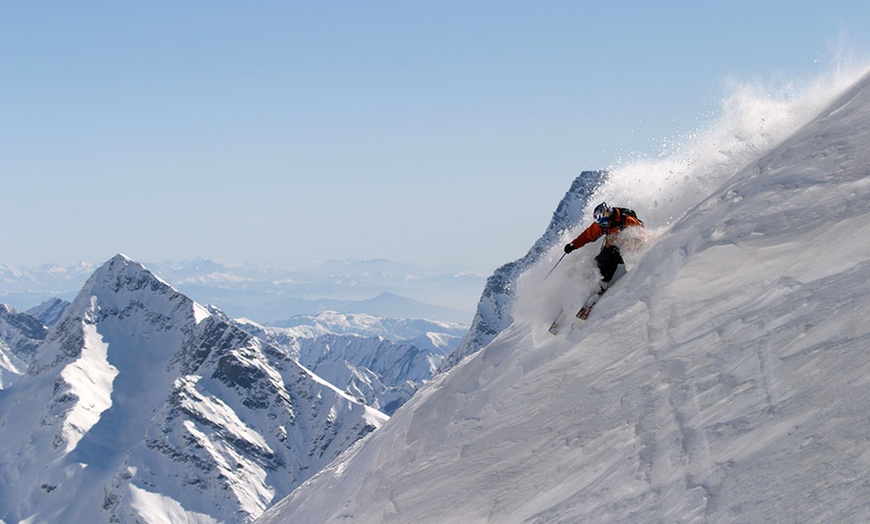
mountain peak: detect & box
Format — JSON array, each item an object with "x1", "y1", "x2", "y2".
[
  {"x1": 89, "y1": 255, "x2": 211, "y2": 315},
  {"x1": 31, "y1": 255, "x2": 209, "y2": 373},
  {"x1": 92, "y1": 253, "x2": 156, "y2": 283}
]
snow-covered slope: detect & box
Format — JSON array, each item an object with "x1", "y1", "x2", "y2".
[
  {"x1": 441, "y1": 171, "x2": 604, "y2": 370},
  {"x1": 0, "y1": 255, "x2": 387, "y2": 524},
  {"x1": 0, "y1": 338, "x2": 24, "y2": 388},
  {"x1": 258, "y1": 68, "x2": 870, "y2": 523}
]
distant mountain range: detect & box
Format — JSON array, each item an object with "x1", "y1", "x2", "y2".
[
  {"x1": 236, "y1": 312, "x2": 467, "y2": 415},
  {"x1": 0, "y1": 258, "x2": 484, "y2": 324}
]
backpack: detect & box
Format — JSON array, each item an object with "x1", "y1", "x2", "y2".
[{"x1": 613, "y1": 207, "x2": 643, "y2": 227}]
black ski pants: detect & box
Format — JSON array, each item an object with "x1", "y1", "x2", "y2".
[{"x1": 595, "y1": 245, "x2": 624, "y2": 282}]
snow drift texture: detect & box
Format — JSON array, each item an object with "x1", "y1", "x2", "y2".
[{"x1": 259, "y1": 67, "x2": 870, "y2": 523}]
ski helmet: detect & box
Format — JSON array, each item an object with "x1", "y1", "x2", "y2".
[{"x1": 593, "y1": 202, "x2": 611, "y2": 225}]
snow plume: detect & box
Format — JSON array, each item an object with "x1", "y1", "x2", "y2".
[
  {"x1": 598, "y1": 63, "x2": 869, "y2": 226},
  {"x1": 516, "y1": 63, "x2": 870, "y2": 343}
]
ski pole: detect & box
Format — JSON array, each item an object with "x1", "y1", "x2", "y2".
[{"x1": 545, "y1": 253, "x2": 567, "y2": 279}]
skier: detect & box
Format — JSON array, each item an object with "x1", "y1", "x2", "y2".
[{"x1": 563, "y1": 202, "x2": 644, "y2": 317}]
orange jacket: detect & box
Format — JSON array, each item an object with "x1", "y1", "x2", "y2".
[{"x1": 568, "y1": 208, "x2": 644, "y2": 250}]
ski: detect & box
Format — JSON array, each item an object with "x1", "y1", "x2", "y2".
[
  {"x1": 549, "y1": 286, "x2": 606, "y2": 335},
  {"x1": 575, "y1": 293, "x2": 600, "y2": 320},
  {"x1": 548, "y1": 311, "x2": 565, "y2": 335},
  {"x1": 549, "y1": 292, "x2": 598, "y2": 335},
  {"x1": 549, "y1": 267, "x2": 626, "y2": 335}
]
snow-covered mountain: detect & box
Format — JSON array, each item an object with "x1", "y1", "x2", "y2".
[
  {"x1": 295, "y1": 334, "x2": 439, "y2": 415},
  {"x1": 0, "y1": 304, "x2": 47, "y2": 388},
  {"x1": 441, "y1": 170, "x2": 604, "y2": 370},
  {"x1": 235, "y1": 312, "x2": 467, "y2": 415},
  {"x1": 266, "y1": 292, "x2": 471, "y2": 324},
  {"x1": 269, "y1": 310, "x2": 466, "y2": 349},
  {"x1": 0, "y1": 255, "x2": 387, "y2": 523},
  {"x1": 257, "y1": 69, "x2": 870, "y2": 523},
  {"x1": 26, "y1": 297, "x2": 70, "y2": 327},
  {"x1": 0, "y1": 303, "x2": 47, "y2": 361}
]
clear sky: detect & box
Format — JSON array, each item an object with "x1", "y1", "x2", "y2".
[{"x1": 2, "y1": 1, "x2": 868, "y2": 272}]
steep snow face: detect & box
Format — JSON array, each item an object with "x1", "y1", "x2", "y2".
[
  {"x1": 0, "y1": 255, "x2": 387, "y2": 524},
  {"x1": 258, "y1": 69, "x2": 870, "y2": 523},
  {"x1": 441, "y1": 170, "x2": 605, "y2": 370},
  {"x1": 57, "y1": 314, "x2": 118, "y2": 453},
  {"x1": 0, "y1": 339, "x2": 26, "y2": 388}
]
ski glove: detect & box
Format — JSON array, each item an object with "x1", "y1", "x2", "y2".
[{"x1": 564, "y1": 243, "x2": 575, "y2": 254}]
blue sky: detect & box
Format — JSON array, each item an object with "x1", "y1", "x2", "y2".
[{"x1": 2, "y1": 2, "x2": 868, "y2": 272}]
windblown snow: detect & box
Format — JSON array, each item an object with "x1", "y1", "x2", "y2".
[{"x1": 258, "y1": 67, "x2": 870, "y2": 523}]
